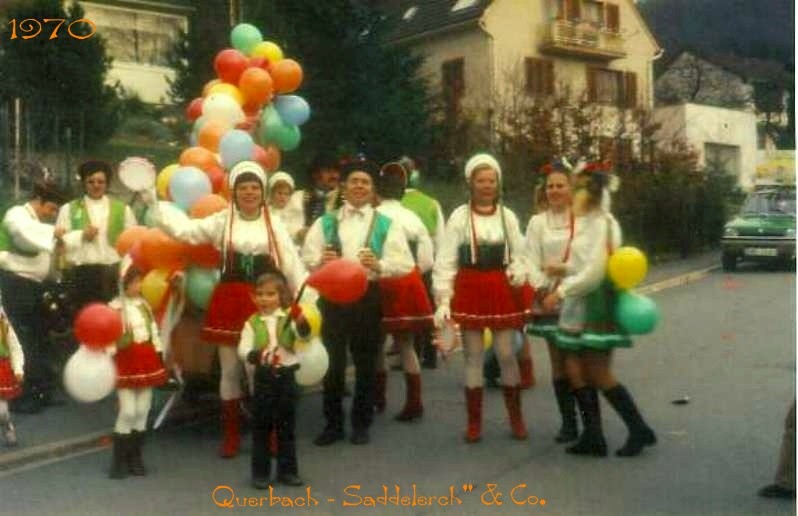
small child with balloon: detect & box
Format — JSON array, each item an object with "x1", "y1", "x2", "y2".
[
  {"x1": 0, "y1": 304, "x2": 24, "y2": 447},
  {"x1": 237, "y1": 272, "x2": 310, "y2": 490},
  {"x1": 107, "y1": 256, "x2": 168, "y2": 479}
]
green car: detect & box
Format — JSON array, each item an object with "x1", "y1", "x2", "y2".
[{"x1": 721, "y1": 187, "x2": 795, "y2": 271}]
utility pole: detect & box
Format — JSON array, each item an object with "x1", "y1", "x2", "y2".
[{"x1": 229, "y1": 0, "x2": 242, "y2": 26}]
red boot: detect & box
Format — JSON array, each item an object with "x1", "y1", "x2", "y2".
[
  {"x1": 375, "y1": 370, "x2": 387, "y2": 413},
  {"x1": 219, "y1": 399, "x2": 241, "y2": 458},
  {"x1": 503, "y1": 385, "x2": 528, "y2": 440},
  {"x1": 269, "y1": 428, "x2": 279, "y2": 456},
  {"x1": 519, "y1": 358, "x2": 536, "y2": 389},
  {"x1": 464, "y1": 387, "x2": 483, "y2": 443},
  {"x1": 394, "y1": 373, "x2": 423, "y2": 422}
]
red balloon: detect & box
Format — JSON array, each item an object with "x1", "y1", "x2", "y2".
[
  {"x1": 214, "y1": 48, "x2": 248, "y2": 84},
  {"x1": 115, "y1": 226, "x2": 149, "y2": 257},
  {"x1": 140, "y1": 229, "x2": 186, "y2": 271},
  {"x1": 186, "y1": 244, "x2": 222, "y2": 268},
  {"x1": 186, "y1": 97, "x2": 204, "y2": 122},
  {"x1": 74, "y1": 303, "x2": 124, "y2": 349},
  {"x1": 206, "y1": 165, "x2": 226, "y2": 193},
  {"x1": 252, "y1": 144, "x2": 281, "y2": 172},
  {"x1": 129, "y1": 241, "x2": 151, "y2": 271},
  {"x1": 306, "y1": 259, "x2": 368, "y2": 304},
  {"x1": 248, "y1": 57, "x2": 269, "y2": 70}
]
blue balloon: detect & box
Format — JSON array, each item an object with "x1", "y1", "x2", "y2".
[
  {"x1": 615, "y1": 292, "x2": 660, "y2": 335},
  {"x1": 169, "y1": 166, "x2": 212, "y2": 211},
  {"x1": 186, "y1": 267, "x2": 220, "y2": 310},
  {"x1": 219, "y1": 129, "x2": 255, "y2": 169},
  {"x1": 274, "y1": 95, "x2": 311, "y2": 126}
]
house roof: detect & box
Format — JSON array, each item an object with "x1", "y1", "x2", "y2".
[{"x1": 382, "y1": 0, "x2": 491, "y2": 43}]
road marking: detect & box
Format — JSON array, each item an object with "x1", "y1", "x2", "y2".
[{"x1": 638, "y1": 265, "x2": 718, "y2": 295}]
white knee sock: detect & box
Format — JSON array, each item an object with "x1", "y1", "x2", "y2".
[
  {"x1": 463, "y1": 331, "x2": 485, "y2": 388},
  {"x1": 0, "y1": 400, "x2": 9, "y2": 425},
  {"x1": 398, "y1": 333, "x2": 420, "y2": 374},
  {"x1": 115, "y1": 389, "x2": 137, "y2": 434},
  {"x1": 218, "y1": 346, "x2": 243, "y2": 401},
  {"x1": 134, "y1": 388, "x2": 153, "y2": 432},
  {"x1": 494, "y1": 330, "x2": 520, "y2": 386}
]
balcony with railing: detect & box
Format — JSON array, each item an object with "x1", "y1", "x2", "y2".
[{"x1": 540, "y1": 19, "x2": 626, "y2": 61}]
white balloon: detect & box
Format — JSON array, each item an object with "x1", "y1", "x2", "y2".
[
  {"x1": 295, "y1": 338, "x2": 329, "y2": 387},
  {"x1": 63, "y1": 346, "x2": 117, "y2": 403},
  {"x1": 202, "y1": 93, "x2": 245, "y2": 127}
]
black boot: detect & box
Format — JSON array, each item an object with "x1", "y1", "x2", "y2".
[
  {"x1": 553, "y1": 379, "x2": 578, "y2": 443},
  {"x1": 566, "y1": 387, "x2": 607, "y2": 457},
  {"x1": 602, "y1": 384, "x2": 656, "y2": 457},
  {"x1": 109, "y1": 433, "x2": 129, "y2": 479},
  {"x1": 127, "y1": 430, "x2": 147, "y2": 476}
]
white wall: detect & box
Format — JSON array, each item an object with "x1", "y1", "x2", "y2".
[{"x1": 653, "y1": 103, "x2": 758, "y2": 189}]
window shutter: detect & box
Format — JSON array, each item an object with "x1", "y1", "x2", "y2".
[
  {"x1": 624, "y1": 71, "x2": 637, "y2": 108},
  {"x1": 567, "y1": 0, "x2": 581, "y2": 20},
  {"x1": 606, "y1": 3, "x2": 620, "y2": 31},
  {"x1": 586, "y1": 67, "x2": 597, "y2": 102}
]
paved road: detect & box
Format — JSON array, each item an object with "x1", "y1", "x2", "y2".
[{"x1": 0, "y1": 265, "x2": 794, "y2": 516}]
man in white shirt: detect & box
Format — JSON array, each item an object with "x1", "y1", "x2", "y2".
[
  {"x1": 0, "y1": 180, "x2": 67, "y2": 413},
  {"x1": 56, "y1": 161, "x2": 138, "y2": 308},
  {"x1": 302, "y1": 155, "x2": 414, "y2": 446}
]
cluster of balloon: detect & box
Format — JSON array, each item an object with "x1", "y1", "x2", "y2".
[
  {"x1": 64, "y1": 304, "x2": 122, "y2": 403},
  {"x1": 607, "y1": 247, "x2": 661, "y2": 335},
  {"x1": 129, "y1": 22, "x2": 312, "y2": 316}
]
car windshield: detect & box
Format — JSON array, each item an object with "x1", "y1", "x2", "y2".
[{"x1": 742, "y1": 191, "x2": 796, "y2": 216}]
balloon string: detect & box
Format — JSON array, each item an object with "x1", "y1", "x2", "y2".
[{"x1": 281, "y1": 281, "x2": 307, "y2": 334}]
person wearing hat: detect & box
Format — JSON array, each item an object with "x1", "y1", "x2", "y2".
[
  {"x1": 0, "y1": 179, "x2": 67, "y2": 413},
  {"x1": 432, "y1": 153, "x2": 530, "y2": 443},
  {"x1": 541, "y1": 161, "x2": 656, "y2": 458},
  {"x1": 55, "y1": 160, "x2": 138, "y2": 309},
  {"x1": 107, "y1": 256, "x2": 168, "y2": 478},
  {"x1": 301, "y1": 155, "x2": 415, "y2": 446},
  {"x1": 373, "y1": 161, "x2": 434, "y2": 421},
  {"x1": 292, "y1": 152, "x2": 344, "y2": 245},
  {"x1": 146, "y1": 161, "x2": 309, "y2": 458},
  {"x1": 398, "y1": 156, "x2": 445, "y2": 370},
  {"x1": 268, "y1": 171, "x2": 304, "y2": 246}
]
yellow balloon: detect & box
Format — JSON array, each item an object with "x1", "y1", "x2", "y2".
[
  {"x1": 299, "y1": 302, "x2": 322, "y2": 338},
  {"x1": 607, "y1": 246, "x2": 648, "y2": 290},
  {"x1": 483, "y1": 328, "x2": 493, "y2": 350},
  {"x1": 251, "y1": 41, "x2": 284, "y2": 62},
  {"x1": 207, "y1": 83, "x2": 244, "y2": 106},
  {"x1": 142, "y1": 269, "x2": 170, "y2": 310},
  {"x1": 156, "y1": 163, "x2": 179, "y2": 200}
]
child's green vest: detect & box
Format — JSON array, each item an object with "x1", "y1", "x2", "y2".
[{"x1": 248, "y1": 313, "x2": 297, "y2": 352}]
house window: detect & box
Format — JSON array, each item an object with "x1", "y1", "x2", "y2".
[
  {"x1": 525, "y1": 58, "x2": 555, "y2": 96},
  {"x1": 556, "y1": 0, "x2": 581, "y2": 20},
  {"x1": 705, "y1": 143, "x2": 741, "y2": 177},
  {"x1": 605, "y1": 3, "x2": 620, "y2": 32},
  {"x1": 442, "y1": 58, "x2": 465, "y2": 118},
  {"x1": 583, "y1": 1, "x2": 603, "y2": 25},
  {"x1": 587, "y1": 67, "x2": 637, "y2": 108}
]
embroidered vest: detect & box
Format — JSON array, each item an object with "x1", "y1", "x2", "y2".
[
  {"x1": 248, "y1": 313, "x2": 297, "y2": 352},
  {"x1": 69, "y1": 198, "x2": 127, "y2": 247},
  {"x1": 116, "y1": 303, "x2": 154, "y2": 350},
  {"x1": 320, "y1": 210, "x2": 391, "y2": 259},
  {"x1": 401, "y1": 189, "x2": 439, "y2": 237},
  {"x1": 0, "y1": 319, "x2": 9, "y2": 359}
]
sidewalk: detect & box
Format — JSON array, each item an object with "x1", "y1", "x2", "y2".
[{"x1": 0, "y1": 248, "x2": 722, "y2": 471}]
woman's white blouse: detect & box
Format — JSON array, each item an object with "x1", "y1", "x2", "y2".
[
  {"x1": 377, "y1": 200, "x2": 434, "y2": 273},
  {"x1": 525, "y1": 210, "x2": 572, "y2": 291}
]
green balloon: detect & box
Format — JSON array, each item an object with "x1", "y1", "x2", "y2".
[
  {"x1": 231, "y1": 23, "x2": 262, "y2": 55},
  {"x1": 186, "y1": 267, "x2": 220, "y2": 311},
  {"x1": 615, "y1": 291, "x2": 660, "y2": 335},
  {"x1": 258, "y1": 106, "x2": 301, "y2": 151}
]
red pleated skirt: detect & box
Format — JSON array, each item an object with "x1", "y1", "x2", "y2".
[
  {"x1": 452, "y1": 268, "x2": 531, "y2": 331},
  {"x1": 202, "y1": 281, "x2": 256, "y2": 346},
  {"x1": 0, "y1": 359, "x2": 21, "y2": 400},
  {"x1": 115, "y1": 342, "x2": 167, "y2": 389},
  {"x1": 379, "y1": 267, "x2": 434, "y2": 333}
]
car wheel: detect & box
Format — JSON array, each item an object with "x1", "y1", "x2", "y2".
[{"x1": 722, "y1": 252, "x2": 737, "y2": 272}]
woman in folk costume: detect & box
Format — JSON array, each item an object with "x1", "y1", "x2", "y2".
[
  {"x1": 108, "y1": 257, "x2": 168, "y2": 478},
  {"x1": 301, "y1": 155, "x2": 415, "y2": 446},
  {"x1": 524, "y1": 161, "x2": 579, "y2": 443},
  {"x1": 0, "y1": 300, "x2": 24, "y2": 446},
  {"x1": 268, "y1": 171, "x2": 305, "y2": 245},
  {"x1": 541, "y1": 161, "x2": 656, "y2": 457},
  {"x1": 56, "y1": 160, "x2": 138, "y2": 307},
  {"x1": 374, "y1": 161, "x2": 434, "y2": 421},
  {"x1": 147, "y1": 161, "x2": 309, "y2": 458},
  {"x1": 432, "y1": 153, "x2": 531, "y2": 442}
]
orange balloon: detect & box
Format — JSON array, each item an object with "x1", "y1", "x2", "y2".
[
  {"x1": 269, "y1": 59, "x2": 303, "y2": 94},
  {"x1": 202, "y1": 79, "x2": 222, "y2": 97},
  {"x1": 238, "y1": 67, "x2": 274, "y2": 106},
  {"x1": 219, "y1": 180, "x2": 232, "y2": 201},
  {"x1": 253, "y1": 144, "x2": 281, "y2": 172},
  {"x1": 115, "y1": 225, "x2": 149, "y2": 257},
  {"x1": 198, "y1": 120, "x2": 231, "y2": 153},
  {"x1": 189, "y1": 194, "x2": 228, "y2": 218},
  {"x1": 140, "y1": 228, "x2": 186, "y2": 271},
  {"x1": 179, "y1": 146, "x2": 218, "y2": 172},
  {"x1": 186, "y1": 244, "x2": 222, "y2": 268}
]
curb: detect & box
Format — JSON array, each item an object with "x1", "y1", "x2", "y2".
[{"x1": 637, "y1": 265, "x2": 719, "y2": 296}]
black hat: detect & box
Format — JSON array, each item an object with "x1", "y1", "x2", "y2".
[
  {"x1": 32, "y1": 180, "x2": 68, "y2": 205},
  {"x1": 376, "y1": 161, "x2": 408, "y2": 199},
  {"x1": 78, "y1": 160, "x2": 113, "y2": 182},
  {"x1": 340, "y1": 154, "x2": 378, "y2": 180}
]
